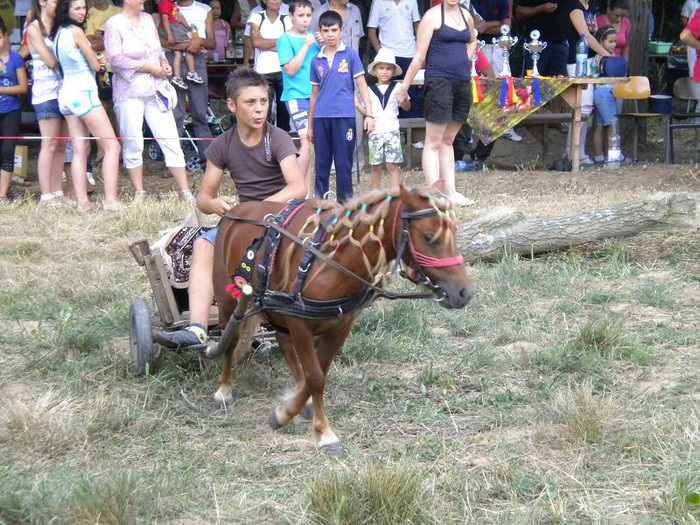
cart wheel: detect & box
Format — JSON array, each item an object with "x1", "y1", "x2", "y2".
[
  {"x1": 186, "y1": 153, "x2": 202, "y2": 173},
  {"x1": 130, "y1": 300, "x2": 155, "y2": 375},
  {"x1": 147, "y1": 141, "x2": 163, "y2": 161}
]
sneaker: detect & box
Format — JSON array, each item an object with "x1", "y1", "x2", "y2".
[
  {"x1": 594, "y1": 156, "x2": 606, "y2": 166},
  {"x1": 179, "y1": 189, "x2": 195, "y2": 202},
  {"x1": 503, "y1": 129, "x2": 523, "y2": 142},
  {"x1": 153, "y1": 325, "x2": 207, "y2": 350},
  {"x1": 451, "y1": 192, "x2": 476, "y2": 207},
  {"x1": 579, "y1": 155, "x2": 595, "y2": 166},
  {"x1": 412, "y1": 141, "x2": 424, "y2": 149},
  {"x1": 186, "y1": 72, "x2": 204, "y2": 84},
  {"x1": 171, "y1": 76, "x2": 189, "y2": 90},
  {"x1": 86, "y1": 171, "x2": 96, "y2": 186}
]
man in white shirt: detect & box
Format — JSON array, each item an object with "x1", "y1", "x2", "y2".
[
  {"x1": 367, "y1": 0, "x2": 420, "y2": 117},
  {"x1": 311, "y1": 0, "x2": 364, "y2": 52},
  {"x1": 166, "y1": 0, "x2": 215, "y2": 159},
  {"x1": 245, "y1": 2, "x2": 290, "y2": 69}
]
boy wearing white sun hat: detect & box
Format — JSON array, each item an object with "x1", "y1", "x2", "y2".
[{"x1": 355, "y1": 47, "x2": 411, "y2": 190}]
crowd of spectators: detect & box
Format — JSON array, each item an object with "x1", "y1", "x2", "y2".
[{"x1": 0, "y1": 0, "x2": 647, "y2": 208}]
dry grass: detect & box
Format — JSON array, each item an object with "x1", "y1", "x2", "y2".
[{"x1": 0, "y1": 164, "x2": 699, "y2": 523}]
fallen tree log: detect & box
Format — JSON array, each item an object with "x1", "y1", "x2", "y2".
[{"x1": 457, "y1": 192, "x2": 697, "y2": 262}]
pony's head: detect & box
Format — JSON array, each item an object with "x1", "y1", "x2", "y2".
[{"x1": 394, "y1": 186, "x2": 473, "y2": 309}]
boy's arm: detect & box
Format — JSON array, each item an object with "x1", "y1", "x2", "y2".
[
  {"x1": 197, "y1": 161, "x2": 236, "y2": 216},
  {"x1": 307, "y1": 84, "x2": 318, "y2": 144},
  {"x1": 354, "y1": 74, "x2": 374, "y2": 134},
  {"x1": 354, "y1": 94, "x2": 367, "y2": 116},
  {"x1": 266, "y1": 154, "x2": 307, "y2": 202},
  {"x1": 281, "y1": 33, "x2": 316, "y2": 77}
]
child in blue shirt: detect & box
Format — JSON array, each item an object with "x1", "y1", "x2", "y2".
[
  {"x1": 277, "y1": 0, "x2": 319, "y2": 191},
  {"x1": 0, "y1": 20, "x2": 28, "y2": 201},
  {"x1": 308, "y1": 10, "x2": 374, "y2": 203}
]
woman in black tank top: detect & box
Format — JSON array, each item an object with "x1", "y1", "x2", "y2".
[{"x1": 396, "y1": 0, "x2": 476, "y2": 207}]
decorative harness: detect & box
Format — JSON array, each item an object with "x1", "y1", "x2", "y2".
[{"x1": 223, "y1": 195, "x2": 464, "y2": 323}]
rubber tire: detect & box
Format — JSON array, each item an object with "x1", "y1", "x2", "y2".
[
  {"x1": 147, "y1": 141, "x2": 163, "y2": 161},
  {"x1": 186, "y1": 153, "x2": 202, "y2": 173},
  {"x1": 130, "y1": 300, "x2": 155, "y2": 376}
]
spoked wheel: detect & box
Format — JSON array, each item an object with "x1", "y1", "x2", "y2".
[
  {"x1": 129, "y1": 300, "x2": 155, "y2": 375},
  {"x1": 147, "y1": 141, "x2": 163, "y2": 161},
  {"x1": 186, "y1": 153, "x2": 202, "y2": 173}
]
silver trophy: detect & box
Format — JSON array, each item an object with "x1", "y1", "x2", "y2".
[
  {"x1": 493, "y1": 25, "x2": 518, "y2": 78},
  {"x1": 470, "y1": 31, "x2": 486, "y2": 77},
  {"x1": 524, "y1": 30, "x2": 548, "y2": 77}
]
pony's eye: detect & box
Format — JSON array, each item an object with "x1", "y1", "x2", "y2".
[{"x1": 423, "y1": 234, "x2": 434, "y2": 243}]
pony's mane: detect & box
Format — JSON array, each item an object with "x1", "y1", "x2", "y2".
[{"x1": 277, "y1": 187, "x2": 455, "y2": 290}]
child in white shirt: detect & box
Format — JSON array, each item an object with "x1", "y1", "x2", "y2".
[{"x1": 356, "y1": 48, "x2": 410, "y2": 190}]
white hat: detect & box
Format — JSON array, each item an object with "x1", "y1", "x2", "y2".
[{"x1": 368, "y1": 48, "x2": 402, "y2": 77}]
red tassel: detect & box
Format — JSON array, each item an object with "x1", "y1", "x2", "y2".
[{"x1": 506, "y1": 77, "x2": 515, "y2": 105}]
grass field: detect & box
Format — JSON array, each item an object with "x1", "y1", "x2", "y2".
[{"x1": 1, "y1": 165, "x2": 699, "y2": 524}]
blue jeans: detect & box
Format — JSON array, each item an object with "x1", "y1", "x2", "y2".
[{"x1": 594, "y1": 86, "x2": 617, "y2": 126}]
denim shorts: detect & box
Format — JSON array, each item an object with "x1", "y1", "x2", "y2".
[
  {"x1": 34, "y1": 99, "x2": 63, "y2": 121},
  {"x1": 594, "y1": 86, "x2": 617, "y2": 127},
  {"x1": 198, "y1": 226, "x2": 218, "y2": 245}
]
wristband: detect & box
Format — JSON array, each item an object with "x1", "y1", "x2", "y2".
[{"x1": 366, "y1": 115, "x2": 375, "y2": 119}]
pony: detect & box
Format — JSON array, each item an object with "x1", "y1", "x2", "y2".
[{"x1": 210, "y1": 185, "x2": 473, "y2": 456}]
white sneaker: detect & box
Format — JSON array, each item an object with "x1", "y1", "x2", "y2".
[
  {"x1": 86, "y1": 171, "x2": 96, "y2": 186},
  {"x1": 451, "y1": 192, "x2": 476, "y2": 207},
  {"x1": 412, "y1": 141, "x2": 424, "y2": 149},
  {"x1": 580, "y1": 156, "x2": 595, "y2": 166},
  {"x1": 503, "y1": 129, "x2": 523, "y2": 142}
]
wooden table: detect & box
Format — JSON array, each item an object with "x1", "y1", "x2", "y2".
[
  {"x1": 411, "y1": 74, "x2": 630, "y2": 172},
  {"x1": 559, "y1": 77, "x2": 629, "y2": 172}
]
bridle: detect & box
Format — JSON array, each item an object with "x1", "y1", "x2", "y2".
[{"x1": 391, "y1": 201, "x2": 464, "y2": 303}]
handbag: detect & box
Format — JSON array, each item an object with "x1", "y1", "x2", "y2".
[
  {"x1": 155, "y1": 80, "x2": 177, "y2": 112},
  {"x1": 600, "y1": 57, "x2": 628, "y2": 78}
]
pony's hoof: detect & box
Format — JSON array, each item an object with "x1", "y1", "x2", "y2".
[
  {"x1": 300, "y1": 403, "x2": 313, "y2": 420},
  {"x1": 321, "y1": 442, "x2": 346, "y2": 459},
  {"x1": 269, "y1": 411, "x2": 284, "y2": 430},
  {"x1": 212, "y1": 397, "x2": 231, "y2": 411}
]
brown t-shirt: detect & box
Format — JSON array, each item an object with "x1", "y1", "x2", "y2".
[{"x1": 205, "y1": 124, "x2": 298, "y2": 202}]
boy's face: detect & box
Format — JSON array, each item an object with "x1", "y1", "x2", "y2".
[
  {"x1": 266, "y1": 0, "x2": 282, "y2": 10},
  {"x1": 375, "y1": 63, "x2": 395, "y2": 84},
  {"x1": 320, "y1": 24, "x2": 341, "y2": 48},
  {"x1": 228, "y1": 86, "x2": 269, "y2": 130},
  {"x1": 291, "y1": 6, "x2": 312, "y2": 32}
]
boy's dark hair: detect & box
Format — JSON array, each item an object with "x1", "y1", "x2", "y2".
[
  {"x1": 609, "y1": 0, "x2": 629, "y2": 10},
  {"x1": 595, "y1": 25, "x2": 616, "y2": 44},
  {"x1": 226, "y1": 68, "x2": 270, "y2": 101},
  {"x1": 0, "y1": 17, "x2": 6, "y2": 36},
  {"x1": 51, "y1": 0, "x2": 87, "y2": 40},
  {"x1": 318, "y1": 10, "x2": 342, "y2": 30},
  {"x1": 289, "y1": 0, "x2": 312, "y2": 14}
]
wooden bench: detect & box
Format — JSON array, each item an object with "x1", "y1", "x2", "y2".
[{"x1": 400, "y1": 112, "x2": 572, "y2": 170}]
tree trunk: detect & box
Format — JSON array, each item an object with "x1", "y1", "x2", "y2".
[
  {"x1": 622, "y1": 0, "x2": 653, "y2": 145},
  {"x1": 457, "y1": 193, "x2": 697, "y2": 262}
]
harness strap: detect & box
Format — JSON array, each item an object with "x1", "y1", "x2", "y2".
[{"x1": 293, "y1": 213, "x2": 337, "y2": 297}]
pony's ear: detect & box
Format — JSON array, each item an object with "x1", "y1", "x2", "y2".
[{"x1": 398, "y1": 184, "x2": 415, "y2": 205}]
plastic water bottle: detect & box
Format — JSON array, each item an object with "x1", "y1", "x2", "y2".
[
  {"x1": 607, "y1": 119, "x2": 622, "y2": 168},
  {"x1": 575, "y1": 34, "x2": 588, "y2": 77}
]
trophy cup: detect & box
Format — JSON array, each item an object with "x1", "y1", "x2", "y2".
[
  {"x1": 524, "y1": 30, "x2": 547, "y2": 77},
  {"x1": 493, "y1": 25, "x2": 518, "y2": 78},
  {"x1": 471, "y1": 31, "x2": 486, "y2": 77}
]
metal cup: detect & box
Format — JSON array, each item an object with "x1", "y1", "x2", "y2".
[
  {"x1": 524, "y1": 30, "x2": 548, "y2": 77},
  {"x1": 470, "y1": 31, "x2": 486, "y2": 78},
  {"x1": 492, "y1": 25, "x2": 518, "y2": 78}
]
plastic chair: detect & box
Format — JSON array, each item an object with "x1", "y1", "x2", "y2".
[
  {"x1": 614, "y1": 76, "x2": 661, "y2": 162},
  {"x1": 666, "y1": 77, "x2": 700, "y2": 164}
]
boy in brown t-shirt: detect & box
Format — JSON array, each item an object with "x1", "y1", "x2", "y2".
[{"x1": 155, "y1": 69, "x2": 307, "y2": 349}]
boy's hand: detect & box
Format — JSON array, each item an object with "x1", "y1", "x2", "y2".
[
  {"x1": 161, "y1": 63, "x2": 173, "y2": 76},
  {"x1": 304, "y1": 32, "x2": 316, "y2": 47},
  {"x1": 212, "y1": 196, "x2": 236, "y2": 216},
  {"x1": 354, "y1": 98, "x2": 364, "y2": 112},
  {"x1": 315, "y1": 32, "x2": 323, "y2": 44},
  {"x1": 364, "y1": 116, "x2": 375, "y2": 134},
  {"x1": 306, "y1": 127, "x2": 314, "y2": 144}
]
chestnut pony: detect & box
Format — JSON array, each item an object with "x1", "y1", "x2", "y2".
[{"x1": 211, "y1": 186, "x2": 473, "y2": 456}]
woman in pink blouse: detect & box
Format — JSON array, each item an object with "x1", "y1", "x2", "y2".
[
  {"x1": 596, "y1": 0, "x2": 630, "y2": 59},
  {"x1": 104, "y1": 0, "x2": 192, "y2": 201}
]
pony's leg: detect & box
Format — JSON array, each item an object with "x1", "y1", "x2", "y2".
[
  {"x1": 213, "y1": 316, "x2": 260, "y2": 409},
  {"x1": 272, "y1": 321, "x2": 353, "y2": 455},
  {"x1": 272, "y1": 331, "x2": 313, "y2": 427}
]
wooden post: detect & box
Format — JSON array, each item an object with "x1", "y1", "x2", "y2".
[{"x1": 623, "y1": 0, "x2": 653, "y2": 144}]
